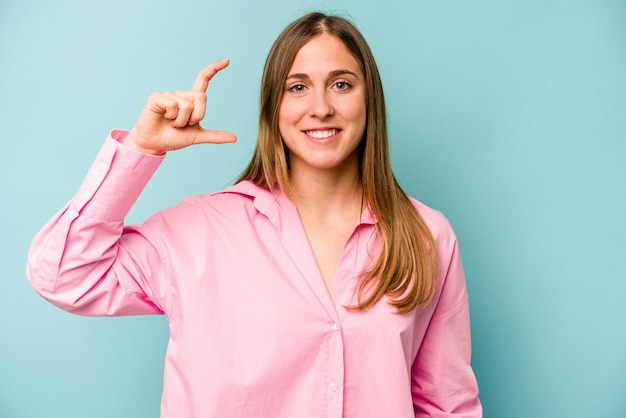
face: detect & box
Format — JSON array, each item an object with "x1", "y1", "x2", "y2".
[{"x1": 278, "y1": 33, "x2": 367, "y2": 175}]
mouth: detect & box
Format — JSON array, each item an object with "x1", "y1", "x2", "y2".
[{"x1": 303, "y1": 129, "x2": 340, "y2": 140}]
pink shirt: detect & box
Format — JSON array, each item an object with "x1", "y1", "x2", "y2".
[{"x1": 26, "y1": 131, "x2": 481, "y2": 417}]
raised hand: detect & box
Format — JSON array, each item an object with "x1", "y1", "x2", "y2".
[{"x1": 123, "y1": 60, "x2": 237, "y2": 155}]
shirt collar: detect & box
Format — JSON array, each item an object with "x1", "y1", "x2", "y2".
[
  {"x1": 213, "y1": 180, "x2": 378, "y2": 227},
  {"x1": 359, "y1": 205, "x2": 378, "y2": 225}
]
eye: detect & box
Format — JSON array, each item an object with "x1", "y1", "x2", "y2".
[
  {"x1": 333, "y1": 81, "x2": 352, "y2": 91},
  {"x1": 287, "y1": 83, "x2": 307, "y2": 93}
]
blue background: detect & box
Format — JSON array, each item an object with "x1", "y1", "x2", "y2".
[{"x1": 1, "y1": 0, "x2": 625, "y2": 417}]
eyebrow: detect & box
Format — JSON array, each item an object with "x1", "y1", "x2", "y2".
[{"x1": 285, "y1": 69, "x2": 360, "y2": 81}]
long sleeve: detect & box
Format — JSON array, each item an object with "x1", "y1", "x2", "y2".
[
  {"x1": 411, "y1": 238, "x2": 482, "y2": 417},
  {"x1": 26, "y1": 131, "x2": 167, "y2": 316}
]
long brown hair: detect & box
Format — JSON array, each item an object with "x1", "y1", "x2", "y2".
[{"x1": 238, "y1": 12, "x2": 438, "y2": 313}]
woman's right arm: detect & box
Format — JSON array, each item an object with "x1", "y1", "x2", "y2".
[{"x1": 25, "y1": 61, "x2": 236, "y2": 316}]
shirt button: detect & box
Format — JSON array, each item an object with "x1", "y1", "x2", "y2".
[
  {"x1": 333, "y1": 323, "x2": 340, "y2": 331},
  {"x1": 96, "y1": 161, "x2": 106, "y2": 171},
  {"x1": 329, "y1": 383, "x2": 338, "y2": 392}
]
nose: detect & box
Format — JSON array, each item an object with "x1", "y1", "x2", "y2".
[{"x1": 310, "y1": 90, "x2": 334, "y2": 118}]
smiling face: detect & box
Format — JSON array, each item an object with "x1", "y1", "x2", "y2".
[{"x1": 278, "y1": 33, "x2": 367, "y2": 177}]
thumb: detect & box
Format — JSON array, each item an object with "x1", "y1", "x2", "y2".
[{"x1": 192, "y1": 128, "x2": 237, "y2": 145}]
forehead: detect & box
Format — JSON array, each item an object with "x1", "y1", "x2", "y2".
[{"x1": 288, "y1": 33, "x2": 362, "y2": 75}]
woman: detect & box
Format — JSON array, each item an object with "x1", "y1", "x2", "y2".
[{"x1": 27, "y1": 12, "x2": 482, "y2": 417}]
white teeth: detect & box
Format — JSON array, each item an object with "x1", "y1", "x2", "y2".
[{"x1": 306, "y1": 129, "x2": 338, "y2": 139}]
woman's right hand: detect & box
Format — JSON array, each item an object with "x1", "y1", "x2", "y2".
[{"x1": 123, "y1": 60, "x2": 237, "y2": 155}]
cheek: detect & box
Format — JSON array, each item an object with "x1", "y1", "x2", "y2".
[
  {"x1": 278, "y1": 99, "x2": 299, "y2": 132},
  {"x1": 345, "y1": 97, "x2": 367, "y2": 130}
]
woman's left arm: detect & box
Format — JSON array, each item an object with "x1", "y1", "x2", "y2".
[{"x1": 411, "y1": 238, "x2": 482, "y2": 417}]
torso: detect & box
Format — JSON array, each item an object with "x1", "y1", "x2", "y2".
[{"x1": 298, "y1": 209, "x2": 359, "y2": 297}]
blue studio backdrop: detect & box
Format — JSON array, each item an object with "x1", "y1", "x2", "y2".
[{"x1": 1, "y1": 1, "x2": 625, "y2": 417}]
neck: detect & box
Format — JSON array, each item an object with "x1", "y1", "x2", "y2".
[{"x1": 288, "y1": 159, "x2": 363, "y2": 220}]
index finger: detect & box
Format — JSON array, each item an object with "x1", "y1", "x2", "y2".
[{"x1": 191, "y1": 59, "x2": 230, "y2": 92}]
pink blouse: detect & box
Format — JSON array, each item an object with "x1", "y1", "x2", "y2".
[{"x1": 26, "y1": 131, "x2": 481, "y2": 417}]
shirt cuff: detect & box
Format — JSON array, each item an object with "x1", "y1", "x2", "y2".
[{"x1": 72, "y1": 130, "x2": 165, "y2": 221}]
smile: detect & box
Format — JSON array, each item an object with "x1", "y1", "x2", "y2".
[{"x1": 304, "y1": 129, "x2": 339, "y2": 139}]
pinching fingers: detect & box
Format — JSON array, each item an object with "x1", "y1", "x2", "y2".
[
  {"x1": 188, "y1": 91, "x2": 207, "y2": 126},
  {"x1": 161, "y1": 92, "x2": 192, "y2": 128},
  {"x1": 191, "y1": 59, "x2": 230, "y2": 93}
]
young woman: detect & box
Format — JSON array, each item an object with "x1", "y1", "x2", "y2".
[{"x1": 27, "y1": 12, "x2": 482, "y2": 417}]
